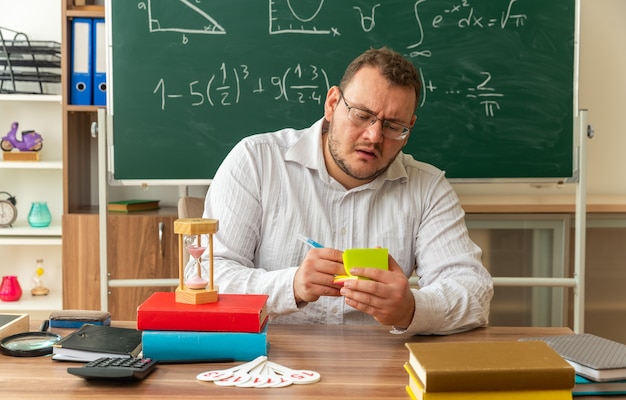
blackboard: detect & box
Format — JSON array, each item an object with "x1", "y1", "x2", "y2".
[{"x1": 108, "y1": 0, "x2": 576, "y2": 183}]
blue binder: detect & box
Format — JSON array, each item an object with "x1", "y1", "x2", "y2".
[
  {"x1": 92, "y1": 18, "x2": 106, "y2": 106},
  {"x1": 70, "y1": 18, "x2": 92, "y2": 105}
]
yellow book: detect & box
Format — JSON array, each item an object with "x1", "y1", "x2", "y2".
[
  {"x1": 334, "y1": 248, "x2": 388, "y2": 284},
  {"x1": 405, "y1": 364, "x2": 572, "y2": 400}
]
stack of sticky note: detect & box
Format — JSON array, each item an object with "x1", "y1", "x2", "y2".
[{"x1": 333, "y1": 248, "x2": 388, "y2": 285}]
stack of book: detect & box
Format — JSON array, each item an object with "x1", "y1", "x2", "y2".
[
  {"x1": 521, "y1": 333, "x2": 626, "y2": 397},
  {"x1": 404, "y1": 341, "x2": 575, "y2": 399},
  {"x1": 137, "y1": 292, "x2": 269, "y2": 363}
]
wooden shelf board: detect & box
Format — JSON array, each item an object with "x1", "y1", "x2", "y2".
[
  {"x1": 66, "y1": 104, "x2": 102, "y2": 112},
  {"x1": 66, "y1": 5, "x2": 104, "y2": 18}
]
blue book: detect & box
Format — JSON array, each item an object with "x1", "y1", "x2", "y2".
[
  {"x1": 48, "y1": 310, "x2": 111, "y2": 328},
  {"x1": 142, "y1": 323, "x2": 268, "y2": 363},
  {"x1": 573, "y1": 374, "x2": 626, "y2": 396},
  {"x1": 49, "y1": 318, "x2": 110, "y2": 329}
]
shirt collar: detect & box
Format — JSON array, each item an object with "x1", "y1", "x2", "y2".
[
  {"x1": 285, "y1": 118, "x2": 326, "y2": 170},
  {"x1": 286, "y1": 117, "x2": 408, "y2": 188}
]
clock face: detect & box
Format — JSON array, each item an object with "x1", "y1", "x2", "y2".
[{"x1": 0, "y1": 200, "x2": 17, "y2": 227}]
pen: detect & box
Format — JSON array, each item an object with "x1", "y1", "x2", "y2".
[{"x1": 297, "y1": 234, "x2": 324, "y2": 249}]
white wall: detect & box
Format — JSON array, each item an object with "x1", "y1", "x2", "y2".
[
  {"x1": 579, "y1": 0, "x2": 626, "y2": 195},
  {"x1": 0, "y1": 1, "x2": 61, "y2": 41}
]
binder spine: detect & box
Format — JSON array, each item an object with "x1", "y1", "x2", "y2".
[
  {"x1": 92, "y1": 18, "x2": 106, "y2": 106},
  {"x1": 70, "y1": 18, "x2": 93, "y2": 105}
]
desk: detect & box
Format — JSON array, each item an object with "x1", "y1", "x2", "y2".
[{"x1": 0, "y1": 324, "x2": 614, "y2": 399}]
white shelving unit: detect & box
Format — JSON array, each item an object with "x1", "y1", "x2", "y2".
[
  {"x1": 0, "y1": 94, "x2": 63, "y2": 318},
  {"x1": 0, "y1": 94, "x2": 61, "y2": 102}
]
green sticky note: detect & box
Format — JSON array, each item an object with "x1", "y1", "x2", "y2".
[{"x1": 334, "y1": 248, "x2": 389, "y2": 285}]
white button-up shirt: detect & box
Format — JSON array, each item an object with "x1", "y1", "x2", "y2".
[{"x1": 192, "y1": 118, "x2": 493, "y2": 335}]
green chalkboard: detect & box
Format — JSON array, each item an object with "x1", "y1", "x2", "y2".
[{"x1": 109, "y1": 0, "x2": 576, "y2": 182}]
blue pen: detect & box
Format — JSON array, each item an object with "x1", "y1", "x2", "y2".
[{"x1": 297, "y1": 234, "x2": 324, "y2": 249}]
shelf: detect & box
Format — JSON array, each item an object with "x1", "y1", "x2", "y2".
[
  {"x1": 0, "y1": 160, "x2": 62, "y2": 169},
  {"x1": 66, "y1": 5, "x2": 104, "y2": 18},
  {"x1": 0, "y1": 237, "x2": 62, "y2": 246},
  {"x1": 1, "y1": 0, "x2": 65, "y2": 317},
  {"x1": 0, "y1": 94, "x2": 61, "y2": 102},
  {"x1": 0, "y1": 290, "x2": 62, "y2": 312},
  {"x1": 0, "y1": 221, "x2": 62, "y2": 240},
  {"x1": 107, "y1": 206, "x2": 179, "y2": 217},
  {"x1": 66, "y1": 104, "x2": 102, "y2": 112}
]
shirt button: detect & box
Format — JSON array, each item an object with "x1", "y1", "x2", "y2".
[{"x1": 341, "y1": 228, "x2": 346, "y2": 235}]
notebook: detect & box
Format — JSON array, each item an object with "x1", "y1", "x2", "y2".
[
  {"x1": 52, "y1": 324, "x2": 142, "y2": 362},
  {"x1": 521, "y1": 333, "x2": 626, "y2": 382}
]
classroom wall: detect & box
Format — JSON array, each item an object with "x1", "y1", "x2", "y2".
[
  {"x1": 579, "y1": 0, "x2": 626, "y2": 195},
  {"x1": 0, "y1": 0, "x2": 61, "y2": 42}
]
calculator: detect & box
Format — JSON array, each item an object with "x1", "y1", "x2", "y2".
[{"x1": 67, "y1": 357, "x2": 158, "y2": 381}]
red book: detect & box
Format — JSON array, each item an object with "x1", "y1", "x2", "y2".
[{"x1": 137, "y1": 292, "x2": 269, "y2": 333}]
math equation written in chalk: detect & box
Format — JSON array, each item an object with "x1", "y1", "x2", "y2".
[{"x1": 136, "y1": 0, "x2": 535, "y2": 118}]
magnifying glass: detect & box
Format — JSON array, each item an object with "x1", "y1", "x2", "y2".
[{"x1": 0, "y1": 320, "x2": 61, "y2": 357}]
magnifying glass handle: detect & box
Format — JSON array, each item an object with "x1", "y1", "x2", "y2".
[{"x1": 39, "y1": 319, "x2": 50, "y2": 332}]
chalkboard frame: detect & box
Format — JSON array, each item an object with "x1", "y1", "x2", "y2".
[{"x1": 106, "y1": 0, "x2": 579, "y2": 186}]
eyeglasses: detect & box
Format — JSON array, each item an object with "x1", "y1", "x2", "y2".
[{"x1": 338, "y1": 89, "x2": 411, "y2": 140}]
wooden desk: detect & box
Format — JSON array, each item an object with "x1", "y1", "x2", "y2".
[{"x1": 0, "y1": 324, "x2": 613, "y2": 399}]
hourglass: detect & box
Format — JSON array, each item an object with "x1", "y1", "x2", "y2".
[{"x1": 174, "y1": 218, "x2": 219, "y2": 304}]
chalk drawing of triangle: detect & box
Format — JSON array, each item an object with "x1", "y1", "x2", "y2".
[{"x1": 148, "y1": 0, "x2": 226, "y2": 34}]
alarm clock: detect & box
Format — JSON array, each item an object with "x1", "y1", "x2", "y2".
[{"x1": 0, "y1": 191, "x2": 17, "y2": 228}]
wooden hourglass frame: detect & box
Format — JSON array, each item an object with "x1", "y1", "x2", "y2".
[{"x1": 174, "y1": 218, "x2": 219, "y2": 304}]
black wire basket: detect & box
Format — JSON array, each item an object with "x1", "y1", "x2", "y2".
[{"x1": 0, "y1": 26, "x2": 61, "y2": 94}]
